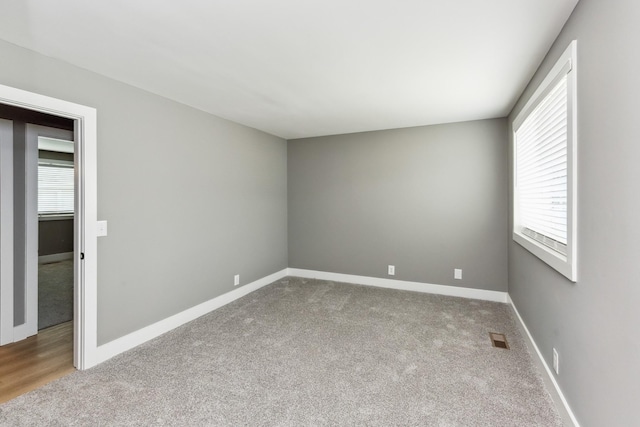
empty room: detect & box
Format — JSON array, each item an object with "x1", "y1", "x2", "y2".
[{"x1": 0, "y1": 0, "x2": 638, "y2": 426}]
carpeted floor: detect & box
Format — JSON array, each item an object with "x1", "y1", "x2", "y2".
[
  {"x1": 0, "y1": 277, "x2": 562, "y2": 426},
  {"x1": 38, "y1": 260, "x2": 74, "y2": 330}
]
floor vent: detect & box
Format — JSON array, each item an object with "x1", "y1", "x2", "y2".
[{"x1": 489, "y1": 332, "x2": 509, "y2": 349}]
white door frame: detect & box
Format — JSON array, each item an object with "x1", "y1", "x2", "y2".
[
  {"x1": 0, "y1": 83, "x2": 98, "y2": 370},
  {"x1": 0, "y1": 118, "x2": 14, "y2": 346},
  {"x1": 15, "y1": 125, "x2": 74, "y2": 342}
]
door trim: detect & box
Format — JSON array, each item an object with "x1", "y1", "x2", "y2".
[
  {"x1": 0, "y1": 119, "x2": 14, "y2": 346},
  {"x1": 0, "y1": 83, "x2": 98, "y2": 370},
  {"x1": 22, "y1": 125, "x2": 75, "y2": 341}
]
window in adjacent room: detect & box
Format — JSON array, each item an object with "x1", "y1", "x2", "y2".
[
  {"x1": 512, "y1": 40, "x2": 577, "y2": 282},
  {"x1": 38, "y1": 137, "x2": 74, "y2": 217}
]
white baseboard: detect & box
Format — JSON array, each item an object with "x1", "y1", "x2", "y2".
[
  {"x1": 287, "y1": 268, "x2": 508, "y2": 303},
  {"x1": 95, "y1": 268, "x2": 289, "y2": 366},
  {"x1": 39, "y1": 251, "x2": 73, "y2": 264},
  {"x1": 508, "y1": 295, "x2": 580, "y2": 427},
  {"x1": 93, "y1": 267, "x2": 506, "y2": 367}
]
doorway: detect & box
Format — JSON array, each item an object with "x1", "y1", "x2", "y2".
[
  {"x1": 1, "y1": 111, "x2": 75, "y2": 334},
  {"x1": 0, "y1": 83, "x2": 98, "y2": 370},
  {"x1": 36, "y1": 132, "x2": 75, "y2": 331},
  {"x1": 0, "y1": 114, "x2": 80, "y2": 400}
]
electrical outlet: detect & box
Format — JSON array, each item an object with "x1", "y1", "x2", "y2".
[
  {"x1": 454, "y1": 268, "x2": 462, "y2": 280},
  {"x1": 553, "y1": 348, "x2": 559, "y2": 374},
  {"x1": 234, "y1": 274, "x2": 240, "y2": 286},
  {"x1": 388, "y1": 265, "x2": 395, "y2": 276}
]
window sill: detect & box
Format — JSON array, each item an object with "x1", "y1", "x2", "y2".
[
  {"x1": 38, "y1": 214, "x2": 74, "y2": 221},
  {"x1": 513, "y1": 231, "x2": 577, "y2": 282}
]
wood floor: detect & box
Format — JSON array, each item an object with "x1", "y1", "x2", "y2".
[{"x1": 0, "y1": 321, "x2": 74, "y2": 403}]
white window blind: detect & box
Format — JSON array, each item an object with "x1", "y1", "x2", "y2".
[
  {"x1": 512, "y1": 40, "x2": 577, "y2": 282},
  {"x1": 38, "y1": 162, "x2": 74, "y2": 214},
  {"x1": 515, "y1": 76, "x2": 568, "y2": 255}
]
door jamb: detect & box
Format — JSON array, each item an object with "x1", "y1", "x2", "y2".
[
  {"x1": 0, "y1": 119, "x2": 14, "y2": 346},
  {"x1": 17, "y1": 125, "x2": 74, "y2": 342}
]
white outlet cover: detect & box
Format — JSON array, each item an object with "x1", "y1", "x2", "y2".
[
  {"x1": 388, "y1": 265, "x2": 395, "y2": 275},
  {"x1": 234, "y1": 274, "x2": 240, "y2": 286},
  {"x1": 454, "y1": 269, "x2": 462, "y2": 280},
  {"x1": 553, "y1": 348, "x2": 559, "y2": 374}
]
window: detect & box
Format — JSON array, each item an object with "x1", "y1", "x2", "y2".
[
  {"x1": 513, "y1": 40, "x2": 577, "y2": 282},
  {"x1": 38, "y1": 159, "x2": 74, "y2": 216}
]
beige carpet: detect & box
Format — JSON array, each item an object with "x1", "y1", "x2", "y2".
[{"x1": 0, "y1": 277, "x2": 561, "y2": 426}]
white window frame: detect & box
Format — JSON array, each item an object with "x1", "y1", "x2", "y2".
[
  {"x1": 512, "y1": 40, "x2": 577, "y2": 282},
  {"x1": 38, "y1": 136, "x2": 75, "y2": 220},
  {"x1": 38, "y1": 158, "x2": 75, "y2": 217}
]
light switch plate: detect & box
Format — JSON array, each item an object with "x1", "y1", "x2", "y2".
[{"x1": 97, "y1": 220, "x2": 108, "y2": 237}]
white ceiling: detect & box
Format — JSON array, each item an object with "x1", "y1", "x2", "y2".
[{"x1": 0, "y1": 0, "x2": 578, "y2": 139}]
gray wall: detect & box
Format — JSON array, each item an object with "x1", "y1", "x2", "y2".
[
  {"x1": 0, "y1": 39, "x2": 288, "y2": 345},
  {"x1": 289, "y1": 119, "x2": 508, "y2": 291},
  {"x1": 508, "y1": 0, "x2": 640, "y2": 425},
  {"x1": 39, "y1": 219, "x2": 73, "y2": 256}
]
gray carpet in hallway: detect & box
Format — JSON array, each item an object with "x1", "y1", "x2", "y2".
[
  {"x1": 0, "y1": 277, "x2": 561, "y2": 426},
  {"x1": 38, "y1": 260, "x2": 74, "y2": 330}
]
